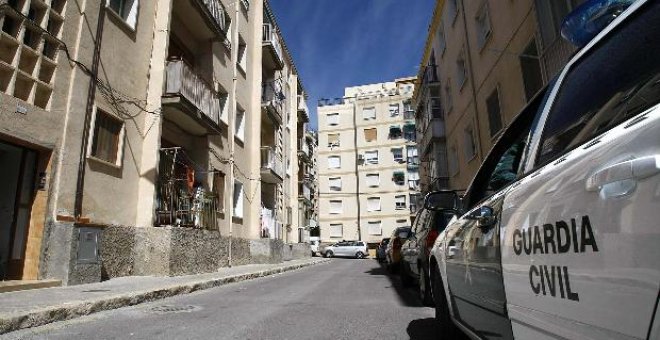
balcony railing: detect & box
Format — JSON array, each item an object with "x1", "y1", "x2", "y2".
[
  {"x1": 156, "y1": 149, "x2": 219, "y2": 230},
  {"x1": 299, "y1": 181, "x2": 311, "y2": 201},
  {"x1": 164, "y1": 59, "x2": 222, "y2": 126},
  {"x1": 421, "y1": 64, "x2": 440, "y2": 85},
  {"x1": 195, "y1": 0, "x2": 229, "y2": 38},
  {"x1": 262, "y1": 79, "x2": 285, "y2": 123},
  {"x1": 260, "y1": 146, "x2": 284, "y2": 182},
  {"x1": 420, "y1": 118, "x2": 446, "y2": 155},
  {"x1": 262, "y1": 23, "x2": 284, "y2": 69},
  {"x1": 298, "y1": 138, "x2": 310, "y2": 159}
]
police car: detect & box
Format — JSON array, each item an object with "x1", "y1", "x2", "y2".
[{"x1": 426, "y1": 0, "x2": 660, "y2": 339}]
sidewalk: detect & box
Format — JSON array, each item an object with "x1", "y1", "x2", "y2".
[{"x1": 0, "y1": 258, "x2": 330, "y2": 335}]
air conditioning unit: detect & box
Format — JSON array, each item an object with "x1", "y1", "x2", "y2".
[{"x1": 357, "y1": 154, "x2": 365, "y2": 162}]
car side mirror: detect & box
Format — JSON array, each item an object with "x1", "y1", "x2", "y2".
[
  {"x1": 466, "y1": 206, "x2": 497, "y2": 229},
  {"x1": 424, "y1": 190, "x2": 460, "y2": 211}
]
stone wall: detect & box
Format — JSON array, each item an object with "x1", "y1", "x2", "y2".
[{"x1": 283, "y1": 243, "x2": 311, "y2": 261}]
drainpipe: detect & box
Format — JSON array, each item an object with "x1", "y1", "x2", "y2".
[
  {"x1": 351, "y1": 99, "x2": 362, "y2": 241},
  {"x1": 226, "y1": 0, "x2": 241, "y2": 267},
  {"x1": 74, "y1": 0, "x2": 106, "y2": 218}
]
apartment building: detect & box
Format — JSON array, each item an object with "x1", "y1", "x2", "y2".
[
  {"x1": 413, "y1": 0, "x2": 585, "y2": 194},
  {"x1": 0, "y1": 0, "x2": 312, "y2": 285},
  {"x1": 317, "y1": 78, "x2": 419, "y2": 246}
]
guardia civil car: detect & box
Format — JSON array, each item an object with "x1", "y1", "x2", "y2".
[{"x1": 427, "y1": 0, "x2": 660, "y2": 339}]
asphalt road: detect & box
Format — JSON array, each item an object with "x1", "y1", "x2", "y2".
[{"x1": 2, "y1": 259, "x2": 449, "y2": 340}]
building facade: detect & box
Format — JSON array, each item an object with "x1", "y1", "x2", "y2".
[
  {"x1": 0, "y1": 0, "x2": 313, "y2": 285},
  {"x1": 317, "y1": 78, "x2": 419, "y2": 246},
  {"x1": 413, "y1": 0, "x2": 585, "y2": 195}
]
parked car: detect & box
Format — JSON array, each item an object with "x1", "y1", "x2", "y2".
[
  {"x1": 322, "y1": 241, "x2": 368, "y2": 259},
  {"x1": 400, "y1": 206, "x2": 455, "y2": 305},
  {"x1": 428, "y1": 2, "x2": 660, "y2": 338},
  {"x1": 309, "y1": 237, "x2": 320, "y2": 256},
  {"x1": 385, "y1": 227, "x2": 411, "y2": 271},
  {"x1": 375, "y1": 238, "x2": 390, "y2": 263}
]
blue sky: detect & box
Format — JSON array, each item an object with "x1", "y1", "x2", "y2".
[{"x1": 269, "y1": 0, "x2": 435, "y2": 129}]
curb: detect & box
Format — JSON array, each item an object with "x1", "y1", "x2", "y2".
[{"x1": 0, "y1": 258, "x2": 330, "y2": 335}]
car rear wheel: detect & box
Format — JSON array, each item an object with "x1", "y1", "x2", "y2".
[
  {"x1": 419, "y1": 266, "x2": 434, "y2": 307},
  {"x1": 432, "y1": 265, "x2": 457, "y2": 338},
  {"x1": 325, "y1": 250, "x2": 334, "y2": 258},
  {"x1": 355, "y1": 251, "x2": 365, "y2": 259}
]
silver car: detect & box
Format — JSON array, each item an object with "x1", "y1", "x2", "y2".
[{"x1": 322, "y1": 241, "x2": 368, "y2": 259}]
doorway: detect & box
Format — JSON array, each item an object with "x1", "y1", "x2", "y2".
[{"x1": 0, "y1": 141, "x2": 37, "y2": 280}]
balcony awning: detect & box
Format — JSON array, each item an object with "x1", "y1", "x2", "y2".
[{"x1": 389, "y1": 125, "x2": 401, "y2": 131}]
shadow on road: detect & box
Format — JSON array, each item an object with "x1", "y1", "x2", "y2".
[
  {"x1": 364, "y1": 261, "x2": 424, "y2": 307},
  {"x1": 406, "y1": 318, "x2": 438, "y2": 339}
]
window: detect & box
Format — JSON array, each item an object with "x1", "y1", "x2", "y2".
[
  {"x1": 237, "y1": 37, "x2": 247, "y2": 73},
  {"x1": 463, "y1": 126, "x2": 477, "y2": 160},
  {"x1": 366, "y1": 174, "x2": 379, "y2": 187},
  {"x1": 327, "y1": 156, "x2": 341, "y2": 169},
  {"x1": 486, "y1": 87, "x2": 503, "y2": 137},
  {"x1": 456, "y1": 53, "x2": 467, "y2": 88},
  {"x1": 408, "y1": 170, "x2": 420, "y2": 190},
  {"x1": 388, "y1": 126, "x2": 402, "y2": 139},
  {"x1": 449, "y1": 144, "x2": 459, "y2": 175},
  {"x1": 108, "y1": 0, "x2": 138, "y2": 28},
  {"x1": 367, "y1": 197, "x2": 381, "y2": 212},
  {"x1": 90, "y1": 109, "x2": 124, "y2": 165},
  {"x1": 330, "y1": 223, "x2": 343, "y2": 238},
  {"x1": 327, "y1": 113, "x2": 339, "y2": 126},
  {"x1": 235, "y1": 108, "x2": 245, "y2": 142},
  {"x1": 447, "y1": 0, "x2": 460, "y2": 23},
  {"x1": 329, "y1": 177, "x2": 342, "y2": 191},
  {"x1": 444, "y1": 82, "x2": 453, "y2": 113},
  {"x1": 438, "y1": 22, "x2": 446, "y2": 54},
  {"x1": 364, "y1": 150, "x2": 378, "y2": 165},
  {"x1": 328, "y1": 133, "x2": 340, "y2": 148},
  {"x1": 475, "y1": 1, "x2": 492, "y2": 48},
  {"x1": 368, "y1": 221, "x2": 382, "y2": 236},
  {"x1": 362, "y1": 107, "x2": 376, "y2": 120},
  {"x1": 213, "y1": 171, "x2": 225, "y2": 212},
  {"x1": 389, "y1": 103, "x2": 400, "y2": 116},
  {"x1": 393, "y1": 171, "x2": 405, "y2": 185},
  {"x1": 403, "y1": 124, "x2": 416, "y2": 142},
  {"x1": 233, "y1": 180, "x2": 244, "y2": 218},
  {"x1": 537, "y1": 5, "x2": 660, "y2": 166},
  {"x1": 409, "y1": 193, "x2": 421, "y2": 212},
  {"x1": 218, "y1": 87, "x2": 229, "y2": 124},
  {"x1": 364, "y1": 128, "x2": 377, "y2": 142},
  {"x1": 395, "y1": 195, "x2": 406, "y2": 210},
  {"x1": 329, "y1": 200, "x2": 343, "y2": 214},
  {"x1": 520, "y1": 39, "x2": 544, "y2": 101},
  {"x1": 392, "y1": 148, "x2": 404, "y2": 163},
  {"x1": 406, "y1": 146, "x2": 419, "y2": 165}
]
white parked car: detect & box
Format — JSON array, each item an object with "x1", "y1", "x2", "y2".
[
  {"x1": 427, "y1": 1, "x2": 660, "y2": 339},
  {"x1": 321, "y1": 241, "x2": 368, "y2": 259}
]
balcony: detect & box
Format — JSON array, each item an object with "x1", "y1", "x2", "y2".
[
  {"x1": 260, "y1": 146, "x2": 284, "y2": 183},
  {"x1": 298, "y1": 138, "x2": 311, "y2": 162},
  {"x1": 192, "y1": 0, "x2": 229, "y2": 38},
  {"x1": 162, "y1": 59, "x2": 223, "y2": 135},
  {"x1": 262, "y1": 23, "x2": 284, "y2": 70},
  {"x1": 420, "y1": 118, "x2": 446, "y2": 156},
  {"x1": 262, "y1": 79, "x2": 284, "y2": 124},
  {"x1": 299, "y1": 180, "x2": 312, "y2": 203},
  {"x1": 297, "y1": 95, "x2": 309, "y2": 122}
]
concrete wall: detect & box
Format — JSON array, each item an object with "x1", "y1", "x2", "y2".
[{"x1": 282, "y1": 243, "x2": 311, "y2": 261}]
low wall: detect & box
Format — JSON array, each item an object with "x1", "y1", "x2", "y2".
[
  {"x1": 283, "y1": 243, "x2": 311, "y2": 261},
  {"x1": 249, "y1": 239, "x2": 283, "y2": 264}
]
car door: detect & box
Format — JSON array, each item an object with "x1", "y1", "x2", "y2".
[
  {"x1": 333, "y1": 242, "x2": 346, "y2": 256},
  {"x1": 404, "y1": 210, "x2": 427, "y2": 276},
  {"x1": 444, "y1": 80, "x2": 553, "y2": 339},
  {"x1": 502, "y1": 3, "x2": 660, "y2": 338}
]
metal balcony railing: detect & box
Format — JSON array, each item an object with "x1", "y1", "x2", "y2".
[
  {"x1": 262, "y1": 79, "x2": 285, "y2": 122},
  {"x1": 420, "y1": 118, "x2": 446, "y2": 155},
  {"x1": 260, "y1": 146, "x2": 284, "y2": 180},
  {"x1": 421, "y1": 64, "x2": 440, "y2": 85},
  {"x1": 164, "y1": 59, "x2": 222, "y2": 125},
  {"x1": 262, "y1": 23, "x2": 284, "y2": 67}
]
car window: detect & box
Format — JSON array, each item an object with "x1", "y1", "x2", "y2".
[
  {"x1": 431, "y1": 210, "x2": 455, "y2": 232},
  {"x1": 536, "y1": 2, "x2": 660, "y2": 166}
]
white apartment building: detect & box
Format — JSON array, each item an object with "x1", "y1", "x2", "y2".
[{"x1": 317, "y1": 77, "x2": 419, "y2": 246}]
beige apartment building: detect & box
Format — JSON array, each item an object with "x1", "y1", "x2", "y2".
[
  {"x1": 414, "y1": 0, "x2": 585, "y2": 194},
  {"x1": 0, "y1": 0, "x2": 312, "y2": 285},
  {"x1": 318, "y1": 78, "x2": 419, "y2": 246}
]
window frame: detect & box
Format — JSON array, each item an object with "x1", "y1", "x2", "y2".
[
  {"x1": 329, "y1": 200, "x2": 343, "y2": 214},
  {"x1": 364, "y1": 150, "x2": 379, "y2": 165},
  {"x1": 107, "y1": 0, "x2": 139, "y2": 30},
  {"x1": 87, "y1": 106, "x2": 126, "y2": 168},
  {"x1": 327, "y1": 113, "x2": 339, "y2": 126},
  {"x1": 486, "y1": 86, "x2": 503, "y2": 138},
  {"x1": 327, "y1": 155, "x2": 341, "y2": 169}
]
